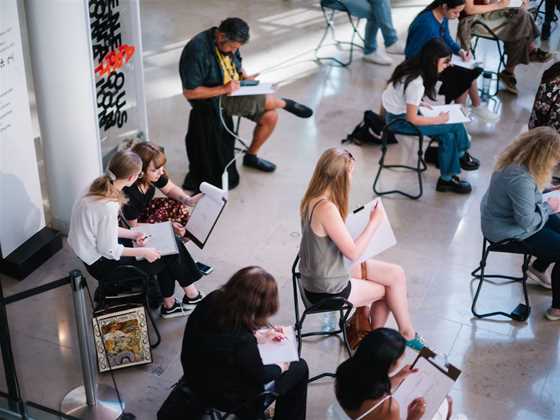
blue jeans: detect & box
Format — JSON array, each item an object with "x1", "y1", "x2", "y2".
[
  {"x1": 385, "y1": 113, "x2": 471, "y2": 178},
  {"x1": 343, "y1": 0, "x2": 398, "y2": 54},
  {"x1": 522, "y1": 214, "x2": 560, "y2": 308}
]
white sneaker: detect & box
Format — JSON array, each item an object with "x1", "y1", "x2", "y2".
[
  {"x1": 472, "y1": 105, "x2": 499, "y2": 123},
  {"x1": 527, "y1": 265, "x2": 553, "y2": 289},
  {"x1": 385, "y1": 40, "x2": 405, "y2": 55},
  {"x1": 363, "y1": 50, "x2": 393, "y2": 66}
]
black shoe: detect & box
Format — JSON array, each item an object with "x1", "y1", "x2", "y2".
[
  {"x1": 160, "y1": 300, "x2": 190, "y2": 319},
  {"x1": 243, "y1": 154, "x2": 276, "y2": 172},
  {"x1": 542, "y1": 22, "x2": 551, "y2": 41},
  {"x1": 182, "y1": 292, "x2": 205, "y2": 310},
  {"x1": 436, "y1": 176, "x2": 472, "y2": 194},
  {"x1": 460, "y1": 152, "x2": 480, "y2": 171},
  {"x1": 282, "y1": 98, "x2": 313, "y2": 118}
]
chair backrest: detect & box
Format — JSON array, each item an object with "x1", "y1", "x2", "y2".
[{"x1": 292, "y1": 255, "x2": 313, "y2": 310}]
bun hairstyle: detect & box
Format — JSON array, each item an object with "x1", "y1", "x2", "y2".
[
  {"x1": 335, "y1": 328, "x2": 406, "y2": 411},
  {"x1": 86, "y1": 150, "x2": 142, "y2": 204}
]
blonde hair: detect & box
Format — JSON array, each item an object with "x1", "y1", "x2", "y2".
[
  {"x1": 131, "y1": 142, "x2": 167, "y2": 188},
  {"x1": 496, "y1": 127, "x2": 560, "y2": 189},
  {"x1": 300, "y1": 147, "x2": 354, "y2": 220},
  {"x1": 87, "y1": 150, "x2": 142, "y2": 204}
]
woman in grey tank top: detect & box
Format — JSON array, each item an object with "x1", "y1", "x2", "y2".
[{"x1": 299, "y1": 148, "x2": 424, "y2": 351}]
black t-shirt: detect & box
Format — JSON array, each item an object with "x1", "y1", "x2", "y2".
[{"x1": 122, "y1": 175, "x2": 169, "y2": 220}]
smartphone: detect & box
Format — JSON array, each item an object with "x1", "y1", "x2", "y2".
[
  {"x1": 240, "y1": 79, "x2": 259, "y2": 87},
  {"x1": 196, "y1": 261, "x2": 214, "y2": 275}
]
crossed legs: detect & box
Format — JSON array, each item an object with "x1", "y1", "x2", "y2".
[{"x1": 348, "y1": 259, "x2": 415, "y2": 340}]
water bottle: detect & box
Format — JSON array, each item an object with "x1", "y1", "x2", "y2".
[
  {"x1": 481, "y1": 71, "x2": 492, "y2": 102},
  {"x1": 321, "y1": 312, "x2": 338, "y2": 332}
]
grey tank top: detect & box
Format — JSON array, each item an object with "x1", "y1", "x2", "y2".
[{"x1": 299, "y1": 199, "x2": 351, "y2": 294}]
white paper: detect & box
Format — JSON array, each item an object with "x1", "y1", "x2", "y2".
[
  {"x1": 344, "y1": 199, "x2": 397, "y2": 269},
  {"x1": 185, "y1": 182, "x2": 227, "y2": 248},
  {"x1": 393, "y1": 357, "x2": 457, "y2": 420},
  {"x1": 132, "y1": 221, "x2": 178, "y2": 259},
  {"x1": 419, "y1": 104, "x2": 471, "y2": 124},
  {"x1": 229, "y1": 83, "x2": 274, "y2": 96},
  {"x1": 257, "y1": 326, "x2": 299, "y2": 365},
  {"x1": 509, "y1": 0, "x2": 524, "y2": 7},
  {"x1": 451, "y1": 54, "x2": 482, "y2": 70},
  {"x1": 543, "y1": 189, "x2": 560, "y2": 200}
]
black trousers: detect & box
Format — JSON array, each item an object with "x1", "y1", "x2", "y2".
[
  {"x1": 522, "y1": 214, "x2": 560, "y2": 308},
  {"x1": 86, "y1": 238, "x2": 202, "y2": 298},
  {"x1": 235, "y1": 360, "x2": 309, "y2": 420}
]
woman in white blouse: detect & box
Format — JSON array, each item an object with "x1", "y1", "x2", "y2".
[{"x1": 68, "y1": 150, "x2": 197, "y2": 319}]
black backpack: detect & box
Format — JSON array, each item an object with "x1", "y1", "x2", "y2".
[{"x1": 342, "y1": 110, "x2": 398, "y2": 146}]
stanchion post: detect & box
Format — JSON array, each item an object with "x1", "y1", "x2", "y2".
[{"x1": 69, "y1": 270, "x2": 97, "y2": 405}]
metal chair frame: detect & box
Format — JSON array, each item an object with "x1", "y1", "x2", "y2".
[
  {"x1": 292, "y1": 255, "x2": 353, "y2": 383},
  {"x1": 373, "y1": 118, "x2": 428, "y2": 200},
  {"x1": 471, "y1": 238, "x2": 532, "y2": 321},
  {"x1": 315, "y1": 0, "x2": 365, "y2": 67},
  {"x1": 470, "y1": 20, "x2": 507, "y2": 98},
  {"x1": 92, "y1": 264, "x2": 162, "y2": 348}
]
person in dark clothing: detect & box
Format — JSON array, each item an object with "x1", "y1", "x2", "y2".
[
  {"x1": 179, "y1": 17, "x2": 313, "y2": 191},
  {"x1": 541, "y1": 0, "x2": 560, "y2": 41},
  {"x1": 181, "y1": 266, "x2": 309, "y2": 419}
]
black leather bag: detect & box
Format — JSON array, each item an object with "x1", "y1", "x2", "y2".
[{"x1": 342, "y1": 111, "x2": 397, "y2": 146}]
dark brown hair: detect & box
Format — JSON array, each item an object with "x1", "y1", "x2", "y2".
[
  {"x1": 131, "y1": 142, "x2": 167, "y2": 188},
  {"x1": 215, "y1": 266, "x2": 279, "y2": 332}
]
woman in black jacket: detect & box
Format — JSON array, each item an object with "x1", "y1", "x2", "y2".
[{"x1": 181, "y1": 266, "x2": 309, "y2": 419}]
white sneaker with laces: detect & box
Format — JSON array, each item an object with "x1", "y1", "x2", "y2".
[
  {"x1": 363, "y1": 50, "x2": 393, "y2": 65},
  {"x1": 472, "y1": 105, "x2": 500, "y2": 123},
  {"x1": 527, "y1": 265, "x2": 553, "y2": 289},
  {"x1": 385, "y1": 40, "x2": 405, "y2": 55}
]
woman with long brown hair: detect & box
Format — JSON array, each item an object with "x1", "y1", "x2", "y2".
[
  {"x1": 68, "y1": 150, "x2": 199, "y2": 319},
  {"x1": 122, "y1": 142, "x2": 210, "y2": 310},
  {"x1": 299, "y1": 148, "x2": 423, "y2": 350},
  {"x1": 181, "y1": 266, "x2": 309, "y2": 419},
  {"x1": 481, "y1": 127, "x2": 560, "y2": 319}
]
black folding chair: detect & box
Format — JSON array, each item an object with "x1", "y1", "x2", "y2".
[
  {"x1": 471, "y1": 238, "x2": 532, "y2": 321},
  {"x1": 470, "y1": 20, "x2": 507, "y2": 97},
  {"x1": 292, "y1": 255, "x2": 353, "y2": 382},
  {"x1": 373, "y1": 118, "x2": 430, "y2": 200},
  {"x1": 315, "y1": 0, "x2": 365, "y2": 67}
]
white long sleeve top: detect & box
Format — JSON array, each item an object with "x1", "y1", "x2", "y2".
[{"x1": 68, "y1": 195, "x2": 125, "y2": 265}]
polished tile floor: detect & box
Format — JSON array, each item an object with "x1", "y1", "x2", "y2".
[{"x1": 2, "y1": 0, "x2": 560, "y2": 419}]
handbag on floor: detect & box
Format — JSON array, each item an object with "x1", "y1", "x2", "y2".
[{"x1": 342, "y1": 111, "x2": 397, "y2": 146}]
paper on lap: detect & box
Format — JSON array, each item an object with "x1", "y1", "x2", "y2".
[
  {"x1": 132, "y1": 221, "x2": 178, "y2": 259},
  {"x1": 344, "y1": 198, "x2": 397, "y2": 269},
  {"x1": 451, "y1": 55, "x2": 482, "y2": 70},
  {"x1": 229, "y1": 83, "x2": 274, "y2": 96},
  {"x1": 257, "y1": 326, "x2": 299, "y2": 365},
  {"x1": 419, "y1": 104, "x2": 471, "y2": 124}
]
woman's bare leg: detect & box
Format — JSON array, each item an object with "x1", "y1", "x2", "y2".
[{"x1": 352, "y1": 260, "x2": 415, "y2": 340}]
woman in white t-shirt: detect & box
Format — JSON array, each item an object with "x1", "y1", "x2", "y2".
[
  {"x1": 382, "y1": 38, "x2": 479, "y2": 195},
  {"x1": 68, "y1": 150, "x2": 198, "y2": 319}
]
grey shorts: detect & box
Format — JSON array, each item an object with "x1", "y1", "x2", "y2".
[{"x1": 221, "y1": 94, "x2": 267, "y2": 122}]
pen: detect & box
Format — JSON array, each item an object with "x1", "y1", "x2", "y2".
[{"x1": 143, "y1": 234, "x2": 152, "y2": 240}]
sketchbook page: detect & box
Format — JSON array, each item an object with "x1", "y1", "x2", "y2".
[
  {"x1": 451, "y1": 55, "x2": 482, "y2": 70},
  {"x1": 185, "y1": 183, "x2": 227, "y2": 247},
  {"x1": 257, "y1": 326, "x2": 299, "y2": 365},
  {"x1": 132, "y1": 221, "x2": 178, "y2": 259},
  {"x1": 419, "y1": 104, "x2": 471, "y2": 124},
  {"x1": 393, "y1": 357, "x2": 457, "y2": 420},
  {"x1": 509, "y1": 0, "x2": 523, "y2": 7},
  {"x1": 543, "y1": 189, "x2": 560, "y2": 200},
  {"x1": 344, "y1": 199, "x2": 397, "y2": 269},
  {"x1": 229, "y1": 83, "x2": 274, "y2": 96}
]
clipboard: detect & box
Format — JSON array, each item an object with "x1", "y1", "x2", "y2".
[
  {"x1": 185, "y1": 182, "x2": 227, "y2": 249},
  {"x1": 419, "y1": 104, "x2": 471, "y2": 124},
  {"x1": 257, "y1": 326, "x2": 299, "y2": 365},
  {"x1": 393, "y1": 348, "x2": 461, "y2": 420},
  {"x1": 131, "y1": 221, "x2": 179, "y2": 260}
]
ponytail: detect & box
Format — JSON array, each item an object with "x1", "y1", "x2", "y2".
[{"x1": 86, "y1": 150, "x2": 142, "y2": 204}]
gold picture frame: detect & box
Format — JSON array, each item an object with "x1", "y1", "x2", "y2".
[{"x1": 92, "y1": 305, "x2": 152, "y2": 372}]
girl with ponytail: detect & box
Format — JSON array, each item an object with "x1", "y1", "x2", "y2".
[
  {"x1": 68, "y1": 150, "x2": 198, "y2": 319},
  {"x1": 404, "y1": 0, "x2": 499, "y2": 123}
]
